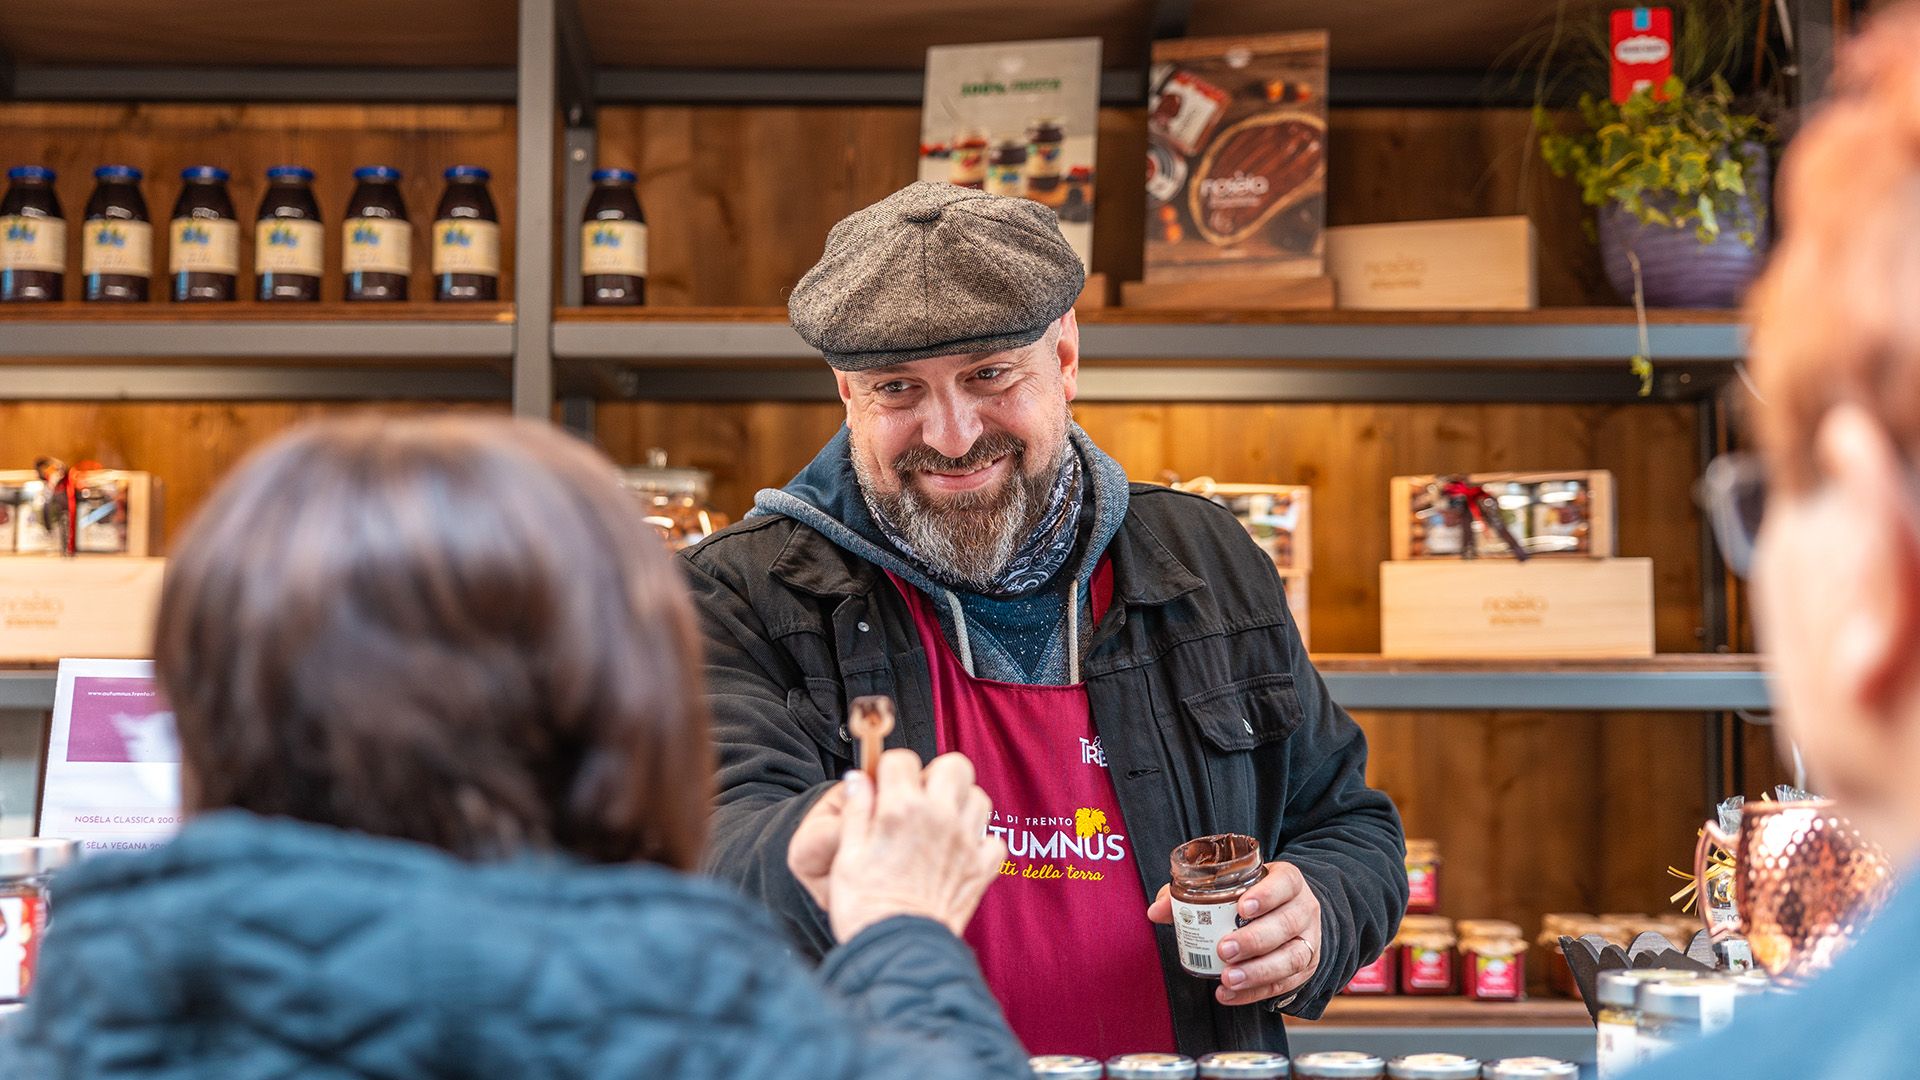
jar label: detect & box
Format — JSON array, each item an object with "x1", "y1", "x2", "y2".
[
  {"x1": 1596, "y1": 1018, "x2": 1637, "y2": 1079},
  {"x1": 1344, "y1": 951, "x2": 1394, "y2": 993},
  {"x1": 1029, "y1": 138, "x2": 1065, "y2": 179},
  {"x1": 0, "y1": 895, "x2": 43, "y2": 1002},
  {"x1": 255, "y1": 218, "x2": 324, "y2": 277},
  {"x1": 84, "y1": 220, "x2": 152, "y2": 277},
  {"x1": 1468, "y1": 952, "x2": 1520, "y2": 999},
  {"x1": 344, "y1": 218, "x2": 412, "y2": 275},
  {"x1": 986, "y1": 166, "x2": 1025, "y2": 198},
  {"x1": 1406, "y1": 863, "x2": 1438, "y2": 909},
  {"x1": 582, "y1": 220, "x2": 648, "y2": 276},
  {"x1": 1171, "y1": 897, "x2": 1240, "y2": 976},
  {"x1": 0, "y1": 215, "x2": 66, "y2": 273},
  {"x1": 432, "y1": 219, "x2": 500, "y2": 277},
  {"x1": 1699, "y1": 989, "x2": 1736, "y2": 1033},
  {"x1": 1636, "y1": 1032, "x2": 1675, "y2": 1066},
  {"x1": 948, "y1": 145, "x2": 988, "y2": 187},
  {"x1": 169, "y1": 218, "x2": 239, "y2": 275},
  {"x1": 1405, "y1": 946, "x2": 1452, "y2": 990}
]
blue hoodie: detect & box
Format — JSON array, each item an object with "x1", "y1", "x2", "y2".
[{"x1": 751, "y1": 424, "x2": 1130, "y2": 685}]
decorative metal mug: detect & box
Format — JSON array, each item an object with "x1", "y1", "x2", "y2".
[{"x1": 1694, "y1": 799, "x2": 1895, "y2": 983}]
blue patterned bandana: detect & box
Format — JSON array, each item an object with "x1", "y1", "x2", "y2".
[{"x1": 864, "y1": 449, "x2": 1083, "y2": 599}]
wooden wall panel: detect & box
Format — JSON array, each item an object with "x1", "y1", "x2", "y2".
[{"x1": 0, "y1": 103, "x2": 518, "y2": 300}]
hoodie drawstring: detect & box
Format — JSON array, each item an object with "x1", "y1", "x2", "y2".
[
  {"x1": 944, "y1": 590, "x2": 977, "y2": 678},
  {"x1": 1067, "y1": 579, "x2": 1082, "y2": 685}
]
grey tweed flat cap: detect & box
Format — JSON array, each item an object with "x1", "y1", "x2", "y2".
[{"x1": 789, "y1": 181, "x2": 1086, "y2": 371}]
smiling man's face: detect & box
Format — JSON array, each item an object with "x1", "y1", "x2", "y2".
[{"x1": 838, "y1": 313, "x2": 1082, "y2": 590}]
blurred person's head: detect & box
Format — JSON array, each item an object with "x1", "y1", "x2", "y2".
[
  {"x1": 153, "y1": 414, "x2": 711, "y2": 869},
  {"x1": 1746, "y1": 3, "x2": 1920, "y2": 859}
]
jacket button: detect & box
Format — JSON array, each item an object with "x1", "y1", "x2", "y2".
[
  {"x1": 839, "y1": 725, "x2": 851, "y2": 743},
  {"x1": 857, "y1": 621, "x2": 870, "y2": 632}
]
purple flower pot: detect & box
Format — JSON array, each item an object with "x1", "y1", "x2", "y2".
[{"x1": 1600, "y1": 151, "x2": 1771, "y2": 308}]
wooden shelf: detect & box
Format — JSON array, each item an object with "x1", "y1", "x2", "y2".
[
  {"x1": 1313, "y1": 653, "x2": 1768, "y2": 713},
  {"x1": 1301, "y1": 996, "x2": 1591, "y2": 1029},
  {"x1": 0, "y1": 303, "x2": 513, "y2": 325}
]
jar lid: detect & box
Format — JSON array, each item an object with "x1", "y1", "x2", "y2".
[
  {"x1": 1031, "y1": 1055, "x2": 1106, "y2": 1079},
  {"x1": 591, "y1": 167, "x2": 638, "y2": 184},
  {"x1": 444, "y1": 164, "x2": 491, "y2": 182},
  {"x1": 1387, "y1": 1053, "x2": 1481, "y2": 1079},
  {"x1": 94, "y1": 164, "x2": 143, "y2": 182},
  {"x1": 180, "y1": 165, "x2": 229, "y2": 183},
  {"x1": 1456, "y1": 919, "x2": 1519, "y2": 937},
  {"x1": 0, "y1": 838, "x2": 81, "y2": 879},
  {"x1": 1595, "y1": 968, "x2": 1697, "y2": 1007},
  {"x1": 266, "y1": 165, "x2": 315, "y2": 182},
  {"x1": 1294, "y1": 1051, "x2": 1386, "y2": 1077},
  {"x1": 1459, "y1": 934, "x2": 1526, "y2": 956},
  {"x1": 354, "y1": 165, "x2": 403, "y2": 182},
  {"x1": 1480, "y1": 1058, "x2": 1577, "y2": 1079},
  {"x1": 1107, "y1": 1053, "x2": 1197, "y2": 1079},
  {"x1": 1404, "y1": 838, "x2": 1441, "y2": 861},
  {"x1": 1639, "y1": 977, "x2": 1741, "y2": 1021},
  {"x1": 1196, "y1": 1050, "x2": 1290, "y2": 1078},
  {"x1": 7, "y1": 166, "x2": 54, "y2": 183}
]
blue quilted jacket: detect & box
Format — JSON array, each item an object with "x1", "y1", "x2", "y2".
[{"x1": 0, "y1": 812, "x2": 1029, "y2": 1079}]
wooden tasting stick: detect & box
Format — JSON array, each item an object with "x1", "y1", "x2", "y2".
[{"x1": 847, "y1": 695, "x2": 896, "y2": 782}]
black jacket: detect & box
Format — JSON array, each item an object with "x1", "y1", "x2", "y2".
[{"x1": 684, "y1": 483, "x2": 1408, "y2": 1057}]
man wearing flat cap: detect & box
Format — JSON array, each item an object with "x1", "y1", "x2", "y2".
[{"x1": 689, "y1": 182, "x2": 1406, "y2": 1058}]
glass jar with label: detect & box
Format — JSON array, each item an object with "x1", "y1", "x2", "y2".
[
  {"x1": 1169, "y1": 833, "x2": 1267, "y2": 978},
  {"x1": 1385, "y1": 1053, "x2": 1479, "y2": 1080},
  {"x1": 169, "y1": 166, "x2": 238, "y2": 302},
  {"x1": 948, "y1": 129, "x2": 988, "y2": 189},
  {"x1": 1594, "y1": 969, "x2": 1695, "y2": 1079},
  {"x1": 1, "y1": 166, "x2": 65, "y2": 302},
  {"x1": 1292, "y1": 1051, "x2": 1386, "y2": 1080},
  {"x1": 1396, "y1": 916, "x2": 1456, "y2": 995},
  {"x1": 1060, "y1": 165, "x2": 1093, "y2": 223},
  {"x1": 1343, "y1": 947, "x2": 1397, "y2": 995},
  {"x1": 1107, "y1": 1054, "x2": 1197, "y2": 1080},
  {"x1": 1480, "y1": 1059, "x2": 1577, "y2": 1080},
  {"x1": 344, "y1": 165, "x2": 411, "y2": 302},
  {"x1": 1026, "y1": 117, "x2": 1066, "y2": 202},
  {"x1": 255, "y1": 165, "x2": 323, "y2": 302},
  {"x1": 1196, "y1": 1051, "x2": 1289, "y2": 1079},
  {"x1": 84, "y1": 165, "x2": 151, "y2": 302},
  {"x1": 581, "y1": 167, "x2": 646, "y2": 306},
  {"x1": 1636, "y1": 977, "x2": 1742, "y2": 1064},
  {"x1": 1031, "y1": 1055, "x2": 1106, "y2": 1079},
  {"x1": 986, "y1": 136, "x2": 1027, "y2": 198},
  {"x1": 1457, "y1": 921, "x2": 1526, "y2": 1001},
  {"x1": 1404, "y1": 839, "x2": 1441, "y2": 914},
  {"x1": 432, "y1": 165, "x2": 499, "y2": 302},
  {"x1": 0, "y1": 838, "x2": 82, "y2": 1005}
]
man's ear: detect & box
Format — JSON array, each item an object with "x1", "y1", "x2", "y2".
[
  {"x1": 1056, "y1": 311, "x2": 1081, "y2": 403},
  {"x1": 835, "y1": 369, "x2": 855, "y2": 414},
  {"x1": 1818, "y1": 405, "x2": 1920, "y2": 721}
]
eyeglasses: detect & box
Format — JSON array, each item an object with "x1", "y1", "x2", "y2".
[{"x1": 1696, "y1": 453, "x2": 1768, "y2": 580}]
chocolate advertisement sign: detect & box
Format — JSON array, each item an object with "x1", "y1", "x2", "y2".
[
  {"x1": 920, "y1": 37, "x2": 1102, "y2": 270},
  {"x1": 1146, "y1": 31, "x2": 1329, "y2": 282}
]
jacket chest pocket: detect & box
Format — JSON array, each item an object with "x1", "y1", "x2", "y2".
[
  {"x1": 1177, "y1": 673, "x2": 1304, "y2": 837},
  {"x1": 786, "y1": 677, "x2": 855, "y2": 770}
]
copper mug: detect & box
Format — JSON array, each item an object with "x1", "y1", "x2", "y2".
[{"x1": 1694, "y1": 799, "x2": 1895, "y2": 983}]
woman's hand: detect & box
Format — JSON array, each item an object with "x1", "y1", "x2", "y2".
[{"x1": 827, "y1": 748, "x2": 1005, "y2": 942}]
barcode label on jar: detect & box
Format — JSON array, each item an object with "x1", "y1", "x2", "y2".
[{"x1": 1172, "y1": 897, "x2": 1239, "y2": 976}]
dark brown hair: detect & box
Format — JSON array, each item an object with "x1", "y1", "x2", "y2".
[{"x1": 154, "y1": 414, "x2": 711, "y2": 870}]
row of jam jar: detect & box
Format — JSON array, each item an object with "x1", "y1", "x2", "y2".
[
  {"x1": 1033, "y1": 1051, "x2": 1578, "y2": 1079},
  {"x1": 1593, "y1": 969, "x2": 1771, "y2": 1079},
  {"x1": 1343, "y1": 917, "x2": 1528, "y2": 1000}
]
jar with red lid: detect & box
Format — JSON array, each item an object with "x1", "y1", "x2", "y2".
[
  {"x1": 1458, "y1": 920, "x2": 1527, "y2": 1001},
  {"x1": 1396, "y1": 916, "x2": 1456, "y2": 995},
  {"x1": 1404, "y1": 839, "x2": 1441, "y2": 915},
  {"x1": 1169, "y1": 833, "x2": 1267, "y2": 979},
  {"x1": 1343, "y1": 947, "x2": 1397, "y2": 995}
]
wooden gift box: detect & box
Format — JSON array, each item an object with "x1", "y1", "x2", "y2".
[
  {"x1": 1379, "y1": 558, "x2": 1654, "y2": 659},
  {"x1": 0, "y1": 556, "x2": 167, "y2": 661},
  {"x1": 1390, "y1": 470, "x2": 1614, "y2": 562},
  {"x1": 1, "y1": 470, "x2": 164, "y2": 557},
  {"x1": 1325, "y1": 216, "x2": 1537, "y2": 311},
  {"x1": 1167, "y1": 480, "x2": 1311, "y2": 573}
]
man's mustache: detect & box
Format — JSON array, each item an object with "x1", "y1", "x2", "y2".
[{"x1": 892, "y1": 432, "x2": 1027, "y2": 476}]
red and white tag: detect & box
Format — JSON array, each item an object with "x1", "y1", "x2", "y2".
[{"x1": 1611, "y1": 7, "x2": 1674, "y2": 102}]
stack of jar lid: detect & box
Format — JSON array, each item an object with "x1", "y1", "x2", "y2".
[
  {"x1": 1033, "y1": 1053, "x2": 1580, "y2": 1079},
  {"x1": 1592, "y1": 968, "x2": 1770, "y2": 1078}
]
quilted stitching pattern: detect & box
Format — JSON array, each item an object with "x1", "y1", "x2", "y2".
[{"x1": 0, "y1": 813, "x2": 1027, "y2": 1080}]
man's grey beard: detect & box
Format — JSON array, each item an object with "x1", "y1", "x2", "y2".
[{"x1": 855, "y1": 427, "x2": 1068, "y2": 592}]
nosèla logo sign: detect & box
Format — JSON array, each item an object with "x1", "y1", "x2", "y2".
[
  {"x1": 1483, "y1": 590, "x2": 1548, "y2": 627},
  {"x1": 1199, "y1": 170, "x2": 1270, "y2": 200}
]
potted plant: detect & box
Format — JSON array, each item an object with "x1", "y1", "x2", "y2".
[{"x1": 1521, "y1": 0, "x2": 1782, "y2": 308}]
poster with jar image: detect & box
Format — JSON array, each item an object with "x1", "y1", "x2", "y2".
[
  {"x1": 38, "y1": 659, "x2": 182, "y2": 855},
  {"x1": 1146, "y1": 31, "x2": 1329, "y2": 282},
  {"x1": 920, "y1": 37, "x2": 1101, "y2": 270}
]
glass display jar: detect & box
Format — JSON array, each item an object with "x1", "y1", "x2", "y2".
[
  {"x1": 1292, "y1": 1052, "x2": 1386, "y2": 1080},
  {"x1": 1396, "y1": 916, "x2": 1456, "y2": 995},
  {"x1": 1031, "y1": 1056, "x2": 1106, "y2": 1079},
  {"x1": 1196, "y1": 1051, "x2": 1290, "y2": 1080},
  {"x1": 1458, "y1": 921, "x2": 1527, "y2": 1001},
  {"x1": 343, "y1": 165, "x2": 411, "y2": 302},
  {"x1": 255, "y1": 165, "x2": 323, "y2": 302},
  {"x1": 1636, "y1": 977, "x2": 1742, "y2": 1064},
  {"x1": 1594, "y1": 970, "x2": 1696, "y2": 1080},
  {"x1": 1385, "y1": 1054, "x2": 1480, "y2": 1080},
  {"x1": 581, "y1": 167, "x2": 646, "y2": 306},
  {"x1": 0, "y1": 838, "x2": 82, "y2": 1004},
  {"x1": 1169, "y1": 833, "x2": 1267, "y2": 978},
  {"x1": 432, "y1": 165, "x2": 500, "y2": 302},
  {"x1": 1404, "y1": 839, "x2": 1441, "y2": 914},
  {"x1": 1344, "y1": 947, "x2": 1397, "y2": 995},
  {"x1": 1107, "y1": 1054, "x2": 1197, "y2": 1080},
  {"x1": 169, "y1": 166, "x2": 238, "y2": 302},
  {"x1": 1, "y1": 166, "x2": 66, "y2": 302},
  {"x1": 618, "y1": 450, "x2": 725, "y2": 550},
  {"x1": 83, "y1": 164, "x2": 151, "y2": 302},
  {"x1": 1481, "y1": 1059, "x2": 1577, "y2": 1080}
]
